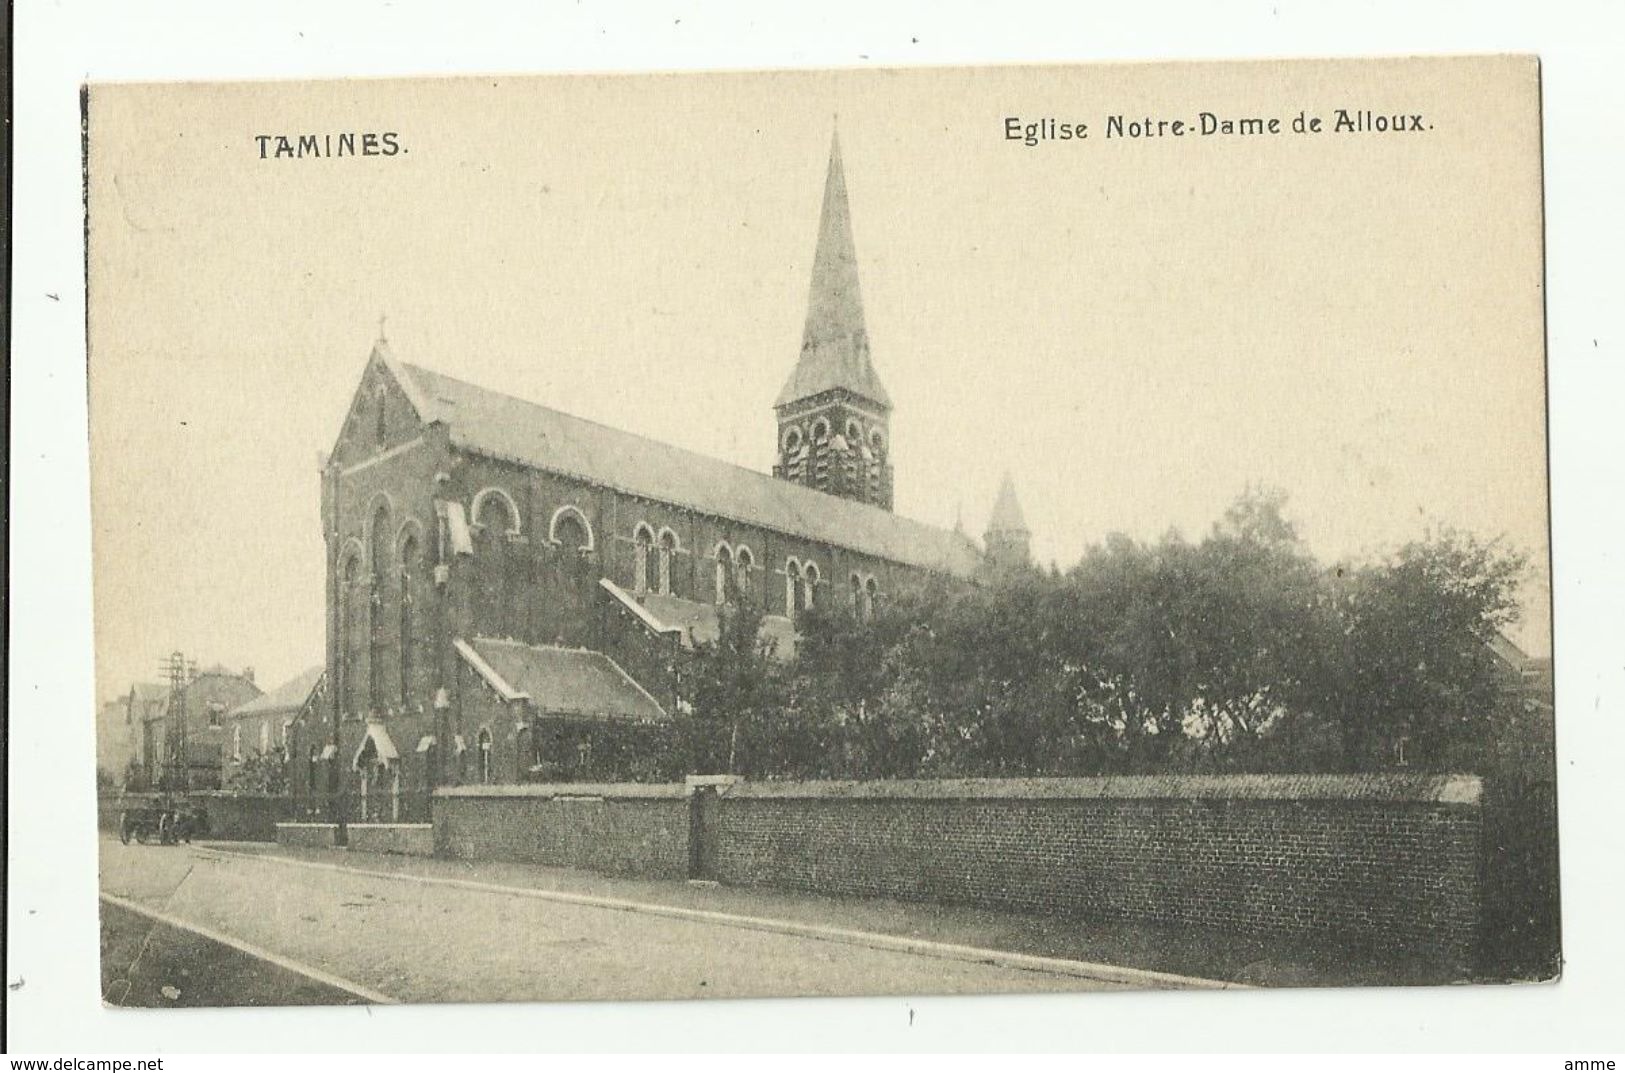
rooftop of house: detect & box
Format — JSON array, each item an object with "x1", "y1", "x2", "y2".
[{"x1": 228, "y1": 665, "x2": 325, "y2": 719}]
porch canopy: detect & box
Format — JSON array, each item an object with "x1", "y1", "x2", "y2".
[{"x1": 351, "y1": 721, "x2": 401, "y2": 771}]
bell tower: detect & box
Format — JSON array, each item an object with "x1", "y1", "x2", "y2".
[{"x1": 772, "y1": 129, "x2": 894, "y2": 510}]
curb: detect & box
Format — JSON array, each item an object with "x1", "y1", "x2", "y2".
[{"x1": 99, "y1": 891, "x2": 400, "y2": 1005}]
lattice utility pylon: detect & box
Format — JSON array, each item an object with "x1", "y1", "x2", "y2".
[{"x1": 158, "y1": 651, "x2": 197, "y2": 793}]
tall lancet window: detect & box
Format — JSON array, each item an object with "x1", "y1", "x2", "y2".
[
  {"x1": 802, "y1": 562, "x2": 820, "y2": 610},
  {"x1": 475, "y1": 492, "x2": 516, "y2": 638},
  {"x1": 633, "y1": 524, "x2": 654, "y2": 593},
  {"x1": 734, "y1": 546, "x2": 755, "y2": 602},
  {"x1": 657, "y1": 530, "x2": 677, "y2": 596},
  {"x1": 785, "y1": 559, "x2": 802, "y2": 617},
  {"x1": 398, "y1": 532, "x2": 418, "y2": 709},
  {"x1": 368, "y1": 505, "x2": 391, "y2": 714},
  {"x1": 713, "y1": 544, "x2": 734, "y2": 605},
  {"x1": 339, "y1": 552, "x2": 360, "y2": 717}
]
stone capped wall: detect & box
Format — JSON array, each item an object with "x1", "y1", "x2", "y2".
[
  {"x1": 432, "y1": 774, "x2": 1484, "y2": 968},
  {"x1": 435, "y1": 783, "x2": 691, "y2": 879}
]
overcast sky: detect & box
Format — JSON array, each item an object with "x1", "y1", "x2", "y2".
[{"x1": 86, "y1": 57, "x2": 1549, "y2": 702}]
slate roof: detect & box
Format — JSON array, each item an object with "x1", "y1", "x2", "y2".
[
  {"x1": 461, "y1": 638, "x2": 668, "y2": 723},
  {"x1": 228, "y1": 666, "x2": 325, "y2": 718},
  {"x1": 394, "y1": 355, "x2": 983, "y2": 579},
  {"x1": 775, "y1": 131, "x2": 892, "y2": 410}
]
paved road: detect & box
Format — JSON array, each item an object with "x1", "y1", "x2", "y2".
[{"x1": 98, "y1": 837, "x2": 1122, "y2": 1004}]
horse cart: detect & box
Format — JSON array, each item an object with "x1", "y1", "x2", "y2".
[{"x1": 118, "y1": 797, "x2": 208, "y2": 845}]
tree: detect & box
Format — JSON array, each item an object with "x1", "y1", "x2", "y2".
[
  {"x1": 1325, "y1": 528, "x2": 1527, "y2": 770},
  {"x1": 679, "y1": 578, "x2": 776, "y2": 774},
  {"x1": 225, "y1": 749, "x2": 289, "y2": 794},
  {"x1": 667, "y1": 489, "x2": 1531, "y2": 780}
]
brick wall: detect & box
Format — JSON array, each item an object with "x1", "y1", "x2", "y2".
[
  {"x1": 436, "y1": 783, "x2": 691, "y2": 879},
  {"x1": 433, "y1": 773, "x2": 1483, "y2": 967},
  {"x1": 190, "y1": 792, "x2": 297, "y2": 840},
  {"x1": 712, "y1": 776, "x2": 1483, "y2": 967},
  {"x1": 96, "y1": 792, "x2": 294, "y2": 840}
]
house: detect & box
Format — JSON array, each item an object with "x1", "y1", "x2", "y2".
[
  {"x1": 128, "y1": 667, "x2": 262, "y2": 791},
  {"x1": 223, "y1": 665, "x2": 326, "y2": 789},
  {"x1": 300, "y1": 132, "x2": 1034, "y2": 818}
]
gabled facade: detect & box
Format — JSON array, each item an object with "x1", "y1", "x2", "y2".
[{"x1": 125, "y1": 668, "x2": 261, "y2": 790}]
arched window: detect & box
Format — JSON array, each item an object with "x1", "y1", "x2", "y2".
[
  {"x1": 633, "y1": 523, "x2": 654, "y2": 593},
  {"x1": 713, "y1": 543, "x2": 734, "y2": 604},
  {"x1": 784, "y1": 559, "x2": 802, "y2": 617},
  {"x1": 550, "y1": 507, "x2": 593, "y2": 552},
  {"x1": 864, "y1": 577, "x2": 880, "y2": 620},
  {"x1": 782, "y1": 426, "x2": 803, "y2": 454},
  {"x1": 734, "y1": 545, "x2": 755, "y2": 601},
  {"x1": 869, "y1": 429, "x2": 885, "y2": 457},
  {"x1": 850, "y1": 572, "x2": 863, "y2": 615},
  {"x1": 368, "y1": 505, "x2": 391, "y2": 713},
  {"x1": 846, "y1": 419, "x2": 862, "y2": 443},
  {"x1": 232, "y1": 725, "x2": 243, "y2": 762},
  {"x1": 811, "y1": 419, "x2": 830, "y2": 444},
  {"x1": 477, "y1": 727, "x2": 493, "y2": 785},
  {"x1": 374, "y1": 386, "x2": 387, "y2": 445},
  {"x1": 657, "y1": 530, "x2": 678, "y2": 596},
  {"x1": 473, "y1": 489, "x2": 518, "y2": 535},
  {"x1": 801, "y1": 562, "x2": 820, "y2": 610},
  {"x1": 339, "y1": 551, "x2": 360, "y2": 717},
  {"x1": 398, "y1": 531, "x2": 419, "y2": 708},
  {"x1": 259, "y1": 721, "x2": 271, "y2": 755}
]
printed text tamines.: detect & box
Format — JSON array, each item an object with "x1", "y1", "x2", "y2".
[
  {"x1": 1004, "y1": 110, "x2": 1432, "y2": 146},
  {"x1": 254, "y1": 132, "x2": 404, "y2": 159}
]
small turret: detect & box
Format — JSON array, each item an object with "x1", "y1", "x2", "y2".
[{"x1": 984, "y1": 473, "x2": 1032, "y2": 571}]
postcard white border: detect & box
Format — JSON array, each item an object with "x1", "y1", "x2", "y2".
[{"x1": 9, "y1": 0, "x2": 1625, "y2": 1053}]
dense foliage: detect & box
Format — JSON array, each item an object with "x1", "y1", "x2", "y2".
[
  {"x1": 224, "y1": 749, "x2": 291, "y2": 794},
  {"x1": 677, "y1": 489, "x2": 1532, "y2": 778}
]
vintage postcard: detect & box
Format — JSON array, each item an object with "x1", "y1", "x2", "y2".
[{"x1": 86, "y1": 55, "x2": 1554, "y2": 1007}]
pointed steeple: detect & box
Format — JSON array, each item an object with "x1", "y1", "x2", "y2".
[
  {"x1": 775, "y1": 129, "x2": 892, "y2": 410},
  {"x1": 987, "y1": 473, "x2": 1029, "y2": 534},
  {"x1": 984, "y1": 472, "x2": 1032, "y2": 571}
]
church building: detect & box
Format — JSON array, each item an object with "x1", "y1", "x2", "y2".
[{"x1": 296, "y1": 133, "x2": 1032, "y2": 817}]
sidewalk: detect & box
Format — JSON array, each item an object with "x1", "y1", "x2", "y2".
[{"x1": 207, "y1": 840, "x2": 1458, "y2": 988}]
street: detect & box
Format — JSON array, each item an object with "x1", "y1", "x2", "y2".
[{"x1": 98, "y1": 836, "x2": 1127, "y2": 1005}]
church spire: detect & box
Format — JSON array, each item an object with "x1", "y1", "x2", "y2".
[
  {"x1": 772, "y1": 127, "x2": 895, "y2": 510},
  {"x1": 984, "y1": 472, "x2": 1032, "y2": 571},
  {"x1": 775, "y1": 128, "x2": 892, "y2": 410}
]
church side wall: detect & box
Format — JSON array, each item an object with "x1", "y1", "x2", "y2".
[{"x1": 446, "y1": 448, "x2": 956, "y2": 647}]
